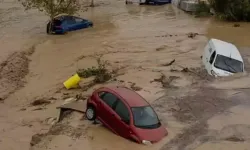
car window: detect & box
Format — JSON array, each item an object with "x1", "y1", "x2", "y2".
[
  {"x1": 209, "y1": 51, "x2": 216, "y2": 64},
  {"x1": 66, "y1": 17, "x2": 76, "y2": 25},
  {"x1": 100, "y1": 92, "x2": 117, "y2": 108},
  {"x1": 214, "y1": 54, "x2": 243, "y2": 73},
  {"x1": 74, "y1": 17, "x2": 83, "y2": 23},
  {"x1": 131, "y1": 106, "x2": 160, "y2": 129},
  {"x1": 114, "y1": 100, "x2": 130, "y2": 122}
]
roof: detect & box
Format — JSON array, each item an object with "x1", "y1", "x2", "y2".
[
  {"x1": 105, "y1": 86, "x2": 149, "y2": 107},
  {"x1": 210, "y1": 39, "x2": 243, "y2": 62},
  {"x1": 54, "y1": 15, "x2": 71, "y2": 21}
]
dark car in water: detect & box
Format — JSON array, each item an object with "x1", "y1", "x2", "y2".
[
  {"x1": 125, "y1": 0, "x2": 171, "y2": 5},
  {"x1": 85, "y1": 86, "x2": 168, "y2": 144},
  {"x1": 46, "y1": 15, "x2": 93, "y2": 34},
  {"x1": 145, "y1": 0, "x2": 171, "y2": 5}
]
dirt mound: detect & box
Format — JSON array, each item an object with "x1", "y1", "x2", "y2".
[{"x1": 0, "y1": 52, "x2": 30, "y2": 100}]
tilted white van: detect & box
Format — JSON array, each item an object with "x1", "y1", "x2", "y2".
[{"x1": 202, "y1": 39, "x2": 244, "y2": 77}]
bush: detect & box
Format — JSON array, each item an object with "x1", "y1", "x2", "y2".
[
  {"x1": 195, "y1": 1, "x2": 211, "y2": 17},
  {"x1": 209, "y1": 0, "x2": 250, "y2": 21},
  {"x1": 77, "y1": 58, "x2": 112, "y2": 83}
]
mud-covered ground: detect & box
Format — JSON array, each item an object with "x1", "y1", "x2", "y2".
[{"x1": 1, "y1": 0, "x2": 250, "y2": 150}]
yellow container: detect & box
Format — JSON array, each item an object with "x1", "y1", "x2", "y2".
[{"x1": 63, "y1": 73, "x2": 81, "y2": 89}]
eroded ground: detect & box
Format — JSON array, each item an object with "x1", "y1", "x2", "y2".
[{"x1": 1, "y1": 0, "x2": 250, "y2": 150}]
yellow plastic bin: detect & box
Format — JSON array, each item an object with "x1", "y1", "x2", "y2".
[{"x1": 63, "y1": 73, "x2": 81, "y2": 89}]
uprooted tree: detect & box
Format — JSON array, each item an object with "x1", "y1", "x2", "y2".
[
  {"x1": 19, "y1": 0, "x2": 88, "y2": 33},
  {"x1": 208, "y1": 0, "x2": 250, "y2": 21}
]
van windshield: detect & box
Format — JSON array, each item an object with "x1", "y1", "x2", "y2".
[
  {"x1": 131, "y1": 106, "x2": 161, "y2": 129},
  {"x1": 214, "y1": 54, "x2": 243, "y2": 73}
]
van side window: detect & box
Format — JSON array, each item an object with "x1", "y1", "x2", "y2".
[{"x1": 209, "y1": 51, "x2": 216, "y2": 64}]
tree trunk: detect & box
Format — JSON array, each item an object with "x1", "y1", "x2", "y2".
[
  {"x1": 49, "y1": 18, "x2": 54, "y2": 34},
  {"x1": 90, "y1": 0, "x2": 94, "y2": 7}
]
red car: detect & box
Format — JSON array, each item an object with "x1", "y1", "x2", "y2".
[{"x1": 85, "y1": 86, "x2": 168, "y2": 144}]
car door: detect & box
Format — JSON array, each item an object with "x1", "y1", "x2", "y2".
[
  {"x1": 97, "y1": 91, "x2": 119, "y2": 133},
  {"x1": 73, "y1": 17, "x2": 85, "y2": 29},
  {"x1": 110, "y1": 99, "x2": 131, "y2": 139},
  {"x1": 65, "y1": 16, "x2": 77, "y2": 31}
]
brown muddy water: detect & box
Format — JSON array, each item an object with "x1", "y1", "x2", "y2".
[{"x1": 1, "y1": 0, "x2": 250, "y2": 150}]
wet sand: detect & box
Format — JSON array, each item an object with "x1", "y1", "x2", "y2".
[{"x1": 1, "y1": 0, "x2": 250, "y2": 150}]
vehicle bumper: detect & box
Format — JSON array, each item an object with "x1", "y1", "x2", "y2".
[{"x1": 54, "y1": 30, "x2": 65, "y2": 34}]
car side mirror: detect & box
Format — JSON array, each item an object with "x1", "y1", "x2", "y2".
[{"x1": 122, "y1": 118, "x2": 130, "y2": 124}]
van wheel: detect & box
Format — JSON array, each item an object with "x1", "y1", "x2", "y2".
[{"x1": 86, "y1": 106, "x2": 96, "y2": 121}]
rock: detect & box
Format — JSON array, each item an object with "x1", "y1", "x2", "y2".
[
  {"x1": 187, "y1": 32, "x2": 198, "y2": 38},
  {"x1": 31, "y1": 99, "x2": 51, "y2": 106},
  {"x1": 20, "y1": 108, "x2": 27, "y2": 111},
  {"x1": 30, "y1": 133, "x2": 44, "y2": 146},
  {"x1": 233, "y1": 24, "x2": 240, "y2": 27}
]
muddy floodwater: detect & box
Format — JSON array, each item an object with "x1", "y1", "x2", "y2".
[{"x1": 1, "y1": 0, "x2": 250, "y2": 150}]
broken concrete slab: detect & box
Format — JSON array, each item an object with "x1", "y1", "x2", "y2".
[{"x1": 57, "y1": 101, "x2": 87, "y2": 122}]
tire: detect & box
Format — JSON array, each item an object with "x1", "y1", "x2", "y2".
[{"x1": 86, "y1": 106, "x2": 96, "y2": 121}]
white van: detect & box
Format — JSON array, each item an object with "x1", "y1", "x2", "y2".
[{"x1": 202, "y1": 39, "x2": 244, "y2": 77}]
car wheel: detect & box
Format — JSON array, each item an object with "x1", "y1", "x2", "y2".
[{"x1": 86, "y1": 106, "x2": 96, "y2": 121}]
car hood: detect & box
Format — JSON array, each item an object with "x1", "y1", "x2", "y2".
[
  {"x1": 135, "y1": 125, "x2": 168, "y2": 142},
  {"x1": 213, "y1": 67, "x2": 234, "y2": 77}
]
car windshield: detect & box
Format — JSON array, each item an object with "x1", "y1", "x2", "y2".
[
  {"x1": 214, "y1": 54, "x2": 243, "y2": 73},
  {"x1": 131, "y1": 106, "x2": 161, "y2": 129}
]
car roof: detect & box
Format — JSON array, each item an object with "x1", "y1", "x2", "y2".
[
  {"x1": 210, "y1": 38, "x2": 243, "y2": 62},
  {"x1": 101, "y1": 86, "x2": 149, "y2": 107},
  {"x1": 54, "y1": 15, "x2": 74, "y2": 21}
]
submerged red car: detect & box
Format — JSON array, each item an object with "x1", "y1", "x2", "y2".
[{"x1": 86, "y1": 86, "x2": 168, "y2": 144}]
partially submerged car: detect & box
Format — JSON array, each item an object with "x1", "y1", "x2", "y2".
[
  {"x1": 202, "y1": 38, "x2": 244, "y2": 77},
  {"x1": 145, "y1": 0, "x2": 172, "y2": 5},
  {"x1": 86, "y1": 86, "x2": 168, "y2": 144},
  {"x1": 46, "y1": 15, "x2": 93, "y2": 34},
  {"x1": 125, "y1": 0, "x2": 171, "y2": 5}
]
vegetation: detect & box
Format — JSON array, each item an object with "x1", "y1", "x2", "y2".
[
  {"x1": 209, "y1": 0, "x2": 250, "y2": 21},
  {"x1": 194, "y1": 0, "x2": 211, "y2": 17},
  {"x1": 77, "y1": 58, "x2": 112, "y2": 83},
  {"x1": 19, "y1": 0, "x2": 88, "y2": 33}
]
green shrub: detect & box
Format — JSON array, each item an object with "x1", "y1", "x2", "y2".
[
  {"x1": 195, "y1": 1, "x2": 211, "y2": 17},
  {"x1": 209, "y1": 0, "x2": 250, "y2": 21},
  {"x1": 77, "y1": 58, "x2": 112, "y2": 83}
]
